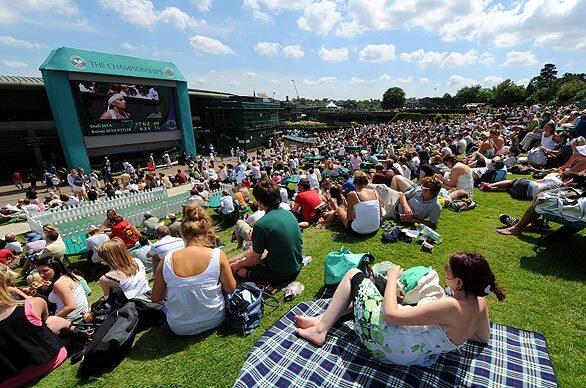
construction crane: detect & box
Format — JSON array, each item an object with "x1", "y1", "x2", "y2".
[{"x1": 291, "y1": 79, "x2": 300, "y2": 101}]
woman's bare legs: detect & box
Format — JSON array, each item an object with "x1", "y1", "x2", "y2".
[
  {"x1": 480, "y1": 180, "x2": 513, "y2": 191},
  {"x1": 296, "y1": 268, "x2": 359, "y2": 346},
  {"x1": 498, "y1": 199, "x2": 539, "y2": 236}
]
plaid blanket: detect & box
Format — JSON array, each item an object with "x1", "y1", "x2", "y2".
[{"x1": 235, "y1": 299, "x2": 557, "y2": 388}]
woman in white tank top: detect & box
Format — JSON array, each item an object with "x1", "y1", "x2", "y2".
[
  {"x1": 336, "y1": 171, "x2": 381, "y2": 235},
  {"x1": 36, "y1": 257, "x2": 89, "y2": 321},
  {"x1": 438, "y1": 154, "x2": 474, "y2": 195},
  {"x1": 98, "y1": 238, "x2": 151, "y2": 299},
  {"x1": 151, "y1": 203, "x2": 236, "y2": 335}
]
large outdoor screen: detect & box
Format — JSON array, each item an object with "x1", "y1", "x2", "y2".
[{"x1": 71, "y1": 80, "x2": 178, "y2": 136}]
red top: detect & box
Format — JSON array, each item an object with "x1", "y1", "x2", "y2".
[
  {"x1": 109, "y1": 220, "x2": 139, "y2": 248},
  {"x1": 13, "y1": 172, "x2": 21, "y2": 181},
  {"x1": 0, "y1": 249, "x2": 14, "y2": 265},
  {"x1": 294, "y1": 190, "x2": 321, "y2": 223}
]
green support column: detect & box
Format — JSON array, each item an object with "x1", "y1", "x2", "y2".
[
  {"x1": 176, "y1": 81, "x2": 196, "y2": 155},
  {"x1": 40, "y1": 69, "x2": 91, "y2": 171}
]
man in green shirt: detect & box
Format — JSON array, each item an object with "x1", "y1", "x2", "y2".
[{"x1": 230, "y1": 179, "x2": 303, "y2": 286}]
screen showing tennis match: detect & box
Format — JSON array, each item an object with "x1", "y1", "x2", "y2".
[{"x1": 71, "y1": 80, "x2": 178, "y2": 136}]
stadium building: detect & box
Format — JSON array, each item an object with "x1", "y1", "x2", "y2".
[{"x1": 0, "y1": 48, "x2": 282, "y2": 181}]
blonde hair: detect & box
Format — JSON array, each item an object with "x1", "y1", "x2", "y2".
[
  {"x1": 181, "y1": 203, "x2": 216, "y2": 247},
  {"x1": 0, "y1": 272, "x2": 20, "y2": 307},
  {"x1": 353, "y1": 171, "x2": 369, "y2": 187},
  {"x1": 0, "y1": 264, "x2": 18, "y2": 283},
  {"x1": 27, "y1": 272, "x2": 44, "y2": 288},
  {"x1": 98, "y1": 238, "x2": 139, "y2": 277}
]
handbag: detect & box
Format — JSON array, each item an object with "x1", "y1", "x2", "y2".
[
  {"x1": 324, "y1": 246, "x2": 375, "y2": 285},
  {"x1": 225, "y1": 283, "x2": 279, "y2": 335}
]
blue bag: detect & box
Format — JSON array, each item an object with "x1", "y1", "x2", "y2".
[{"x1": 226, "y1": 283, "x2": 279, "y2": 335}]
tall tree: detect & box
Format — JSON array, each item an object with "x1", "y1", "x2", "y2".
[
  {"x1": 382, "y1": 87, "x2": 406, "y2": 109},
  {"x1": 489, "y1": 80, "x2": 526, "y2": 107}
]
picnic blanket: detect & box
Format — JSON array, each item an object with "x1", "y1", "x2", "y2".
[{"x1": 234, "y1": 299, "x2": 557, "y2": 388}]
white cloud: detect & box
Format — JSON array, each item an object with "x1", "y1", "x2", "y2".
[
  {"x1": 379, "y1": 73, "x2": 392, "y2": 81},
  {"x1": 447, "y1": 74, "x2": 478, "y2": 88},
  {"x1": 399, "y1": 49, "x2": 425, "y2": 63},
  {"x1": 396, "y1": 76, "x2": 414, "y2": 84},
  {"x1": 350, "y1": 77, "x2": 366, "y2": 84},
  {"x1": 400, "y1": 48, "x2": 494, "y2": 68},
  {"x1": 419, "y1": 51, "x2": 447, "y2": 67},
  {"x1": 335, "y1": 0, "x2": 585, "y2": 52},
  {"x1": 517, "y1": 78, "x2": 530, "y2": 86},
  {"x1": 0, "y1": 35, "x2": 44, "y2": 49},
  {"x1": 481, "y1": 76, "x2": 504, "y2": 87},
  {"x1": 442, "y1": 49, "x2": 494, "y2": 67},
  {"x1": 97, "y1": 0, "x2": 204, "y2": 29},
  {"x1": 189, "y1": 35, "x2": 235, "y2": 55},
  {"x1": 302, "y1": 76, "x2": 336, "y2": 85},
  {"x1": 254, "y1": 42, "x2": 281, "y2": 57},
  {"x1": 2, "y1": 60, "x2": 28, "y2": 69},
  {"x1": 120, "y1": 42, "x2": 138, "y2": 50},
  {"x1": 502, "y1": 50, "x2": 539, "y2": 66},
  {"x1": 243, "y1": 0, "x2": 272, "y2": 23},
  {"x1": 358, "y1": 44, "x2": 396, "y2": 63},
  {"x1": 270, "y1": 79, "x2": 282, "y2": 84},
  {"x1": 245, "y1": 72, "x2": 257, "y2": 78},
  {"x1": 191, "y1": 0, "x2": 212, "y2": 12},
  {"x1": 419, "y1": 77, "x2": 430, "y2": 84},
  {"x1": 282, "y1": 45, "x2": 304, "y2": 58},
  {"x1": 319, "y1": 46, "x2": 348, "y2": 62},
  {"x1": 439, "y1": 0, "x2": 586, "y2": 51},
  {"x1": 297, "y1": 1, "x2": 341, "y2": 36},
  {"x1": 229, "y1": 80, "x2": 240, "y2": 87}
]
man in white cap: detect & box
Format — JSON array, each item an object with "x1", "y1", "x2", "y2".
[
  {"x1": 85, "y1": 225, "x2": 109, "y2": 264},
  {"x1": 100, "y1": 93, "x2": 130, "y2": 120}
]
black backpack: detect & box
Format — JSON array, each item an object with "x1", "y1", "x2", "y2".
[{"x1": 72, "y1": 302, "x2": 139, "y2": 378}]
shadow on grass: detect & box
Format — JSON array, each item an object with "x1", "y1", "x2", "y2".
[
  {"x1": 519, "y1": 234, "x2": 586, "y2": 281},
  {"x1": 128, "y1": 323, "x2": 235, "y2": 361}
]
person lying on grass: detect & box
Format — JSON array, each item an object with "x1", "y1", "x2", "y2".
[{"x1": 296, "y1": 252, "x2": 505, "y2": 366}]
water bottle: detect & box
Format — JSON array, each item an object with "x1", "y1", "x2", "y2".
[
  {"x1": 415, "y1": 223, "x2": 443, "y2": 243},
  {"x1": 284, "y1": 281, "x2": 305, "y2": 302}
]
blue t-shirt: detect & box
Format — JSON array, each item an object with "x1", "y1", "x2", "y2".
[{"x1": 342, "y1": 178, "x2": 356, "y2": 193}]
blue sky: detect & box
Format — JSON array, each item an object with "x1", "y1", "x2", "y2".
[{"x1": 0, "y1": 0, "x2": 584, "y2": 100}]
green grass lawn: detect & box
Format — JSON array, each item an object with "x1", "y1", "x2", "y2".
[{"x1": 36, "y1": 188, "x2": 586, "y2": 387}]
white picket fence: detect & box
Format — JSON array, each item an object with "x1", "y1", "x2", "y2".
[
  {"x1": 24, "y1": 184, "x2": 235, "y2": 241},
  {"x1": 24, "y1": 187, "x2": 168, "y2": 235}
]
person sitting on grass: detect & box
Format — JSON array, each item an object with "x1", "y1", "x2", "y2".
[
  {"x1": 98, "y1": 238, "x2": 151, "y2": 299},
  {"x1": 334, "y1": 171, "x2": 382, "y2": 236},
  {"x1": 292, "y1": 178, "x2": 323, "y2": 228},
  {"x1": 0, "y1": 272, "x2": 74, "y2": 387},
  {"x1": 35, "y1": 257, "x2": 89, "y2": 321},
  {"x1": 229, "y1": 178, "x2": 303, "y2": 287},
  {"x1": 100, "y1": 210, "x2": 141, "y2": 249},
  {"x1": 378, "y1": 176, "x2": 443, "y2": 228},
  {"x1": 296, "y1": 252, "x2": 505, "y2": 366},
  {"x1": 233, "y1": 202, "x2": 265, "y2": 249},
  {"x1": 151, "y1": 203, "x2": 236, "y2": 335},
  {"x1": 147, "y1": 226, "x2": 185, "y2": 273}
]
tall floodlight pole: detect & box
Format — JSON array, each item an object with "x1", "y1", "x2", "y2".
[{"x1": 291, "y1": 79, "x2": 300, "y2": 101}]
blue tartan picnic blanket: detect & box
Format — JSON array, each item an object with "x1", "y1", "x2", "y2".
[{"x1": 234, "y1": 299, "x2": 557, "y2": 388}]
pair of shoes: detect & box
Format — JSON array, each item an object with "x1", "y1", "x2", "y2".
[{"x1": 499, "y1": 214, "x2": 519, "y2": 227}]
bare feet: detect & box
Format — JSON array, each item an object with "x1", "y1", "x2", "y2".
[
  {"x1": 297, "y1": 326, "x2": 327, "y2": 347},
  {"x1": 295, "y1": 314, "x2": 322, "y2": 329},
  {"x1": 497, "y1": 227, "x2": 521, "y2": 236}
]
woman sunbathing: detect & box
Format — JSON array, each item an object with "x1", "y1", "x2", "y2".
[{"x1": 296, "y1": 252, "x2": 505, "y2": 366}]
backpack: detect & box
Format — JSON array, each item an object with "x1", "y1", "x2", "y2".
[
  {"x1": 324, "y1": 247, "x2": 375, "y2": 285},
  {"x1": 72, "y1": 302, "x2": 139, "y2": 378}
]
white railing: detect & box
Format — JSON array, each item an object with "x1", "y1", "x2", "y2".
[
  {"x1": 25, "y1": 184, "x2": 235, "y2": 242},
  {"x1": 25, "y1": 187, "x2": 168, "y2": 235}
]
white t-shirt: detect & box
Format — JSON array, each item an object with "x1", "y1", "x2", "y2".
[
  {"x1": 86, "y1": 233, "x2": 110, "y2": 263},
  {"x1": 279, "y1": 187, "x2": 289, "y2": 204},
  {"x1": 220, "y1": 196, "x2": 235, "y2": 214},
  {"x1": 149, "y1": 236, "x2": 185, "y2": 261},
  {"x1": 246, "y1": 210, "x2": 265, "y2": 225}
]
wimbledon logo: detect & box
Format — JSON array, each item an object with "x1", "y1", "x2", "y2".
[
  {"x1": 70, "y1": 55, "x2": 87, "y2": 69},
  {"x1": 164, "y1": 67, "x2": 175, "y2": 78}
]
